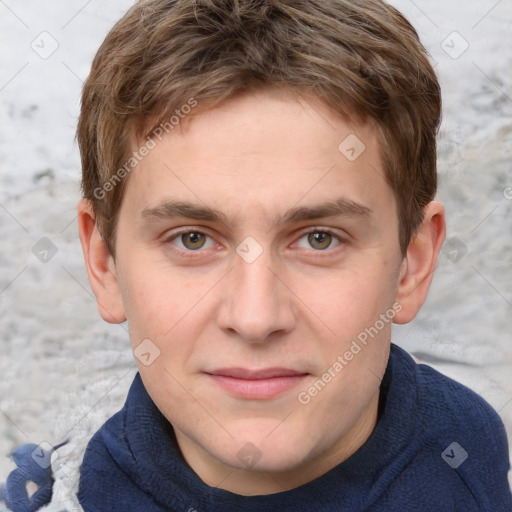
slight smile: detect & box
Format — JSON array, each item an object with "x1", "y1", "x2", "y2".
[{"x1": 205, "y1": 368, "x2": 309, "y2": 400}]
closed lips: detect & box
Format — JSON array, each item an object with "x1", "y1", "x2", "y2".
[{"x1": 205, "y1": 368, "x2": 309, "y2": 400}]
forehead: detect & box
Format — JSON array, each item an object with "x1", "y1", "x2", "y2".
[{"x1": 122, "y1": 89, "x2": 395, "y2": 226}]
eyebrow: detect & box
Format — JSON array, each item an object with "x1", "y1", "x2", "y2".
[
  {"x1": 140, "y1": 197, "x2": 372, "y2": 226},
  {"x1": 281, "y1": 198, "x2": 371, "y2": 224}
]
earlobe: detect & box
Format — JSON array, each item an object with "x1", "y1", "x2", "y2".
[
  {"x1": 394, "y1": 201, "x2": 446, "y2": 324},
  {"x1": 77, "y1": 199, "x2": 126, "y2": 324}
]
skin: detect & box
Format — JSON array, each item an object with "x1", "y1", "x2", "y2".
[{"x1": 78, "y1": 88, "x2": 446, "y2": 495}]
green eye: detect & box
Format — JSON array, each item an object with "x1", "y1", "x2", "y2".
[
  {"x1": 180, "y1": 232, "x2": 207, "y2": 250},
  {"x1": 166, "y1": 229, "x2": 216, "y2": 255},
  {"x1": 296, "y1": 230, "x2": 342, "y2": 251},
  {"x1": 307, "y1": 231, "x2": 333, "y2": 250}
]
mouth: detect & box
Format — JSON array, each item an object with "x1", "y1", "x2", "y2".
[{"x1": 204, "y1": 368, "x2": 309, "y2": 400}]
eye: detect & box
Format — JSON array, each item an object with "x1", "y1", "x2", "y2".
[
  {"x1": 296, "y1": 230, "x2": 342, "y2": 251},
  {"x1": 170, "y1": 231, "x2": 216, "y2": 251}
]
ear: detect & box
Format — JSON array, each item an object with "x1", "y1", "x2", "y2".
[
  {"x1": 77, "y1": 199, "x2": 126, "y2": 324},
  {"x1": 394, "y1": 201, "x2": 446, "y2": 324}
]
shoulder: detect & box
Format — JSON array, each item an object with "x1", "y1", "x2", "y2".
[
  {"x1": 411, "y1": 348, "x2": 508, "y2": 449},
  {"x1": 390, "y1": 343, "x2": 506, "y2": 438},
  {"x1": 388, "y1": 344, "x2": 511, "y2": 510}
]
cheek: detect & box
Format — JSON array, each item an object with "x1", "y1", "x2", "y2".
[
  {"x1": 118, "y1": 271, "x2": 164, "y2": 342},
  {"x1": 117, "y1": 259, "x2": 218, "y2": 380},
  {"x1": 117, "y1": 255, "x2": 192, "y2": 339},
  {"x1": 296, "y1": 263, "x2": 397, "y2": 336}
]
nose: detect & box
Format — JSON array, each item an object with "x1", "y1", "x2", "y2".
[{"x1": 216, "y1": 249, "x2": 296, "y2": 343}]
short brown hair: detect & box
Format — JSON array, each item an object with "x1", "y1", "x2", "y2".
[{"x1": 78, "y1": 0, "x2": 441, "y2": 257}]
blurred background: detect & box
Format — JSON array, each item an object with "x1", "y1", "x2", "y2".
[{"x1": 1, "y1": 0, "x2": 511, "y2": 486}]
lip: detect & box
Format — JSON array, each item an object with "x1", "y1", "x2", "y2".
[{"x1": 205, "y1": 368, "x2": 308, "y2": 400}]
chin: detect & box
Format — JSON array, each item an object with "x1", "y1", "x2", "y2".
[
  {"x1": 225, "y1": 448, "x2": 307, "y2": 474},
  {"x1": 215, "y1": 424, "x2": 317, "y2": 473}
]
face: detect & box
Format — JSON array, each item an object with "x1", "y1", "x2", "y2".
[{"x1": 111, "y1": 89, "x2": 405, "y2": 492}]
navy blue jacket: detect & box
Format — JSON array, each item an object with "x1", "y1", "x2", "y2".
[{"x1": 77, "y1": 344, "x2": 511, "y2": 511}]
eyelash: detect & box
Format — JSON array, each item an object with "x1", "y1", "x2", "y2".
[{"x1": 162, "y1": 227, "x2": 347, "y2": 258}]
